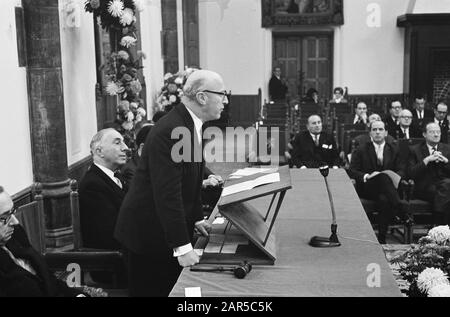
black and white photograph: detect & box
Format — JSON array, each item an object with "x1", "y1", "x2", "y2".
[{"x1": 2, "y1": 0, "x2": 450, "y2": 302}]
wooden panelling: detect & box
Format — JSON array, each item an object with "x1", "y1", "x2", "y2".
[{"x1": 229, "y1": 90, "x2": 262, "y2": 128}]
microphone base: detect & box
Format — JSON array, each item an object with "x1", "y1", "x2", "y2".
[{"x1": 309, "y1": 235, "x2": 341, "y2": 248}]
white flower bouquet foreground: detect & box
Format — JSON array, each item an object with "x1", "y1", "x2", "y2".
[{"x1": 392, "y1": 226, "x2": 450, "y2": 297}]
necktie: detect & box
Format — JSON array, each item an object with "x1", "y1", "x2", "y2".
[
  {"x1": 375, "y1": 145, "x2": 383, "y2": 166},
  {"x1": 418, "y1": 111, "x2": 422, "y2": 119},
  {"x1": 439, "y1": 121, "x2": 443, "y2": 128},
  {"x1": 403, "y1": 128, "x2": 409, "y2": 139},
  {"x1": 314, "y1": 135, "x2": 319, "y2": 146},
  {"x1": 114, "y1": 172, "x2": 123, "y2": 189},
  {"x1": 432, "y1": 146, "x2": 437, "y2": 155}
]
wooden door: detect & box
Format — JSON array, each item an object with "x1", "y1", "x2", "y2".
[{"x1": 273, "y1": 35, "x2": 332, "y2": 100}]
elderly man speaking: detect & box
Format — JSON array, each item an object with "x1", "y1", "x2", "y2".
[{"x1": 115, "y1": 70, "x2": 228, "y2": 297}]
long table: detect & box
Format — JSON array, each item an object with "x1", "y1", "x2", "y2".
[{"x1": 170, "y1": 169, "x2": 402, "y2": 297}]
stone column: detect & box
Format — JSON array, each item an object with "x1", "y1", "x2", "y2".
[{"x1": 23, "y1": 0, "x2": 73, "y2": 250}]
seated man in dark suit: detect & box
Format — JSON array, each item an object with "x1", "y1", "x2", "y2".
[
  {"x1": 79, "y1": 128, "x2": 129, "y2": 284},
  {"x1": 347, "y1": 114, "x2": 395, "y2": 156},
  {"x1": 394, "y1": 109, "x2": 421, "y2": 140},
  {"x1": 411, "y1": 94, "x2": 434, "y2": 131},
  {"x1": 351, "y1": 102, "x2": 369, "y2": 130},
  {"x1": 349, "y1": 121, "x2": 410, "y2": 244},
  {"x1": 384, "y1": 100, "x2": 402, "y2": 137},
  {"x1": 0, "y1": 186, "x2": 86, "y2": 297},
  {"x1": 424, "y1": 101, "x2": 449, "y2": 144},
  {"x1": 292, "y1": 115, "x2": 340, "y2": 169},
  {"x1": 408, "y1": 122, "x2": 450, "y2": 225}
]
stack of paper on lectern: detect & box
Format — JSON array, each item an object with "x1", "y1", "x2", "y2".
[{"x1": 221, "y1": 173, "x2": 280, "y2": 197}]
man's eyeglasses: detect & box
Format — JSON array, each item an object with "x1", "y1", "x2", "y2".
[
  {"x1": 0, "y1": 206, "x2": 17, "y2": 225},
  {"x1": 201, "y1": 90, "x2": 231, "y2": 101}
]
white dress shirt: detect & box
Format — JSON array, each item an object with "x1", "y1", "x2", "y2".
[
  {"x1": 94, "y1": 163, "x2": 122, "y2": 189},
  {"x1": 427, "y1": 143, "x2": 438, "y2": 156},
  {"x1": 173, "y1": 106, "x2": 205, "y2": 258},
  {"x1": 402, "y1": 127, "x2": 410, "y2": 139},
  {"x1": 416, "y1": 110, "x2": 424, "y2": 120}
]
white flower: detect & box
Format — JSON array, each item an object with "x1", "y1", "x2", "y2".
[
  {"x1": 120, "y1": 36, "x2": 137, "y2": 48},
  {"x1": 117, "y1": 50, "x2": 129, "y2": 60},
  {"x1": 122, "y1": 121, "x2": 133, "y2": 131},
  {"x1": 129, "y1": 102, "x2": 138, "y2": 110},
  {"x1": 126, "y1": 111, "x2": 135, "y2": 122},
  {"x1": 428, "y1": 284, "x2": 450, "y2": 297},
  {"x1": 169, "y1": 95, "x2": 177, "y2": 103},
  {"x1": 105, "y1": 82, "x2": 123, "y2": 96},
  {"x1": 417, "y1": 268, "x2": 449, "y2": 293},
  {"x1": 164, "y1": 73, "x2": 173, "y2": 81},
  {"x1": 137, "y1": 50, "x2": 147, "y2": 60},
  {"x1": 174, "y1": 77, "x2": 183, "y2": 85},
  {"x1": 120, "y1": 8, "x2": 134, "y2": 26},
  {"x1": 428, "y1": 226, "x2": 450, "y2": 244},
  {"x1": 135, "y1": 114, "x2": 143, "y2": 123},
  {"x1": 137, "y1": 107, "x2": 146, "y2": 117},
  {"x1": 107, "y1": 0, "x2": 124, "y2": 18},
  {"x1": 133, "y1": 0, "x2": 145, "y2": 12}
]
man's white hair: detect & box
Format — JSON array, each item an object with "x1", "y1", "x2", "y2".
[
  {"x1": 182, "y1": 70, "x2": 221, "y2": 101},
  {"x1": 90, "y1": 128, "x2": 116, "y2": 155}
]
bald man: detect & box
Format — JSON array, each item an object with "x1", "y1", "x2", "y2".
[
  {"x1": 408, "y1": 122, "x2": 450, "y2": 225},
  {"x1": 0, "y1": 187, "x2": 86, "y2": 297},
  {"x1": 115, "y1": 70, "x2": 228, "y2": 296},
  {"x1": 291, "y1": 115, "x2": 340, "y2": 169}
]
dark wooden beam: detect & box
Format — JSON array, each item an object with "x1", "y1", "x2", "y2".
[{"x1": 398, "y1": 13, "x2": 450, "y2": 27}]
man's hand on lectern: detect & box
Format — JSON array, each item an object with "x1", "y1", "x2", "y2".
[{"x1": 195, "y1": 220, "x2": 212, "y2": 237}]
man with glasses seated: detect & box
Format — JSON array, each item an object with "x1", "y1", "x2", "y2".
[
  {"x1": 384, "y1": 100, "x2": 403, "y2": 137},
  {"x1": 394, "y1": 109, "x2": 421, "y2": 140},
  {"x1": 0, "y1": 186, "x2": 87, "y2": 297}
]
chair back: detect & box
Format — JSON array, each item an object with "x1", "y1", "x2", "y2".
[
  {"x1": 69, "y1": 180, "x2": 82, "y2": 250},
  {"x1": 15, "y1": 184, "x2": 46, "y2": 254}
]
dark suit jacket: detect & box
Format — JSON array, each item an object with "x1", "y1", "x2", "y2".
[
  {"x1": 411, "y1": 108, "x2": 434, "y2": 130},
  {"x1": 408, "y1": 142, "x2": 450, "y2": 193},
  {"x1": 121, "y1": 154, "x2": 139, "y2": 188},
  {"x1": 349, "y1": 141, "x2": 406, "y2": 184},
  {"x1": 393, "y1": 124, "x2": 422, "y2": 140},
  {"x1": 384, "y1": 115, "x2": 399, "y2": 137},
  {"x1": 292, "y1": 131, "x2": 339, "y2": 168},
  {"x1": 114, "y1": 104, "x2": 204, "y2": 255},
  {"x1": 269, "y1": 75, "x2": 288, "y2": 101},
  {"x1": 79, "y1": 164, "x2": 126, "y2": 250},
  {"x1": 0, "y1": 226, "x2": 83, "y2": 297}
]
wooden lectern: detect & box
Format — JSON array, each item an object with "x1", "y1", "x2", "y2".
[{"x1": 195, "y1": 166, "x2": 292, "y2": 265}]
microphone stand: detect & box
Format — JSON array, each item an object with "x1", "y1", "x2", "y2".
[{"x1": 309, "y1": 166, "x2": 341, "y2": 248}]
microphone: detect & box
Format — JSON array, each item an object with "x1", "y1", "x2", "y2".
[
  {"x1": 309, "y1": 165, "x2": 341, "y2": 248},
  {"x1": 190, "y1": 261, "x2": 253, "y2": 279}
]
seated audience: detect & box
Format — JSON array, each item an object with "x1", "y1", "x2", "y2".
[
  {"x1": 384, "y1": 100, "x2": 402, "y2": 137},
  {"x1": 411, "y1": 94, "x2": 433, "y2": 130},
  {"x1": 348, "y1": 114, "x2": 395, "y2": 155},
  {"x1": 349, "y1": 121, "x2": 411, "y2": 244},
  {"x1": 394, "y1": 109, "x2": 421, "y2": 140},
  {"x1": 425, "y1": 101, "x2": 449, "y2": 144},
  {"x1": 0, "y1": 186, "x2": 87, "y2": 297},
  {"x1": 408, "y1": 122, "x2": 450, "y2": 225},
  {"x1": 301, "y1": 88, "x2": 319, "y2": 104},
  {"x1": 329, "y1": 87, "x2": 347, "y2": 104},
  {"x1": 349, "y1": 101, "x2": 368, "y2": 130},
  {"x1": 121, "y1": 124, "x2": 154, "y2": 187},
  {"x1": 292, "y1": 115, "x2": 340, "y2": 169}
]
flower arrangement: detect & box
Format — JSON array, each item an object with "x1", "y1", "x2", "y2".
[
  {"x1": 155, "y1": 67, "x2": 198, "y2": 113},
  {"x1": 85, "y1": 0, "x2": 144, "y2": 31},
  {"x1": 392, "y1": 225, "x2": 450, "y2": 297},
  {"x1": 85, "y1": 0, "x2": 147, "y2": 148}
]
